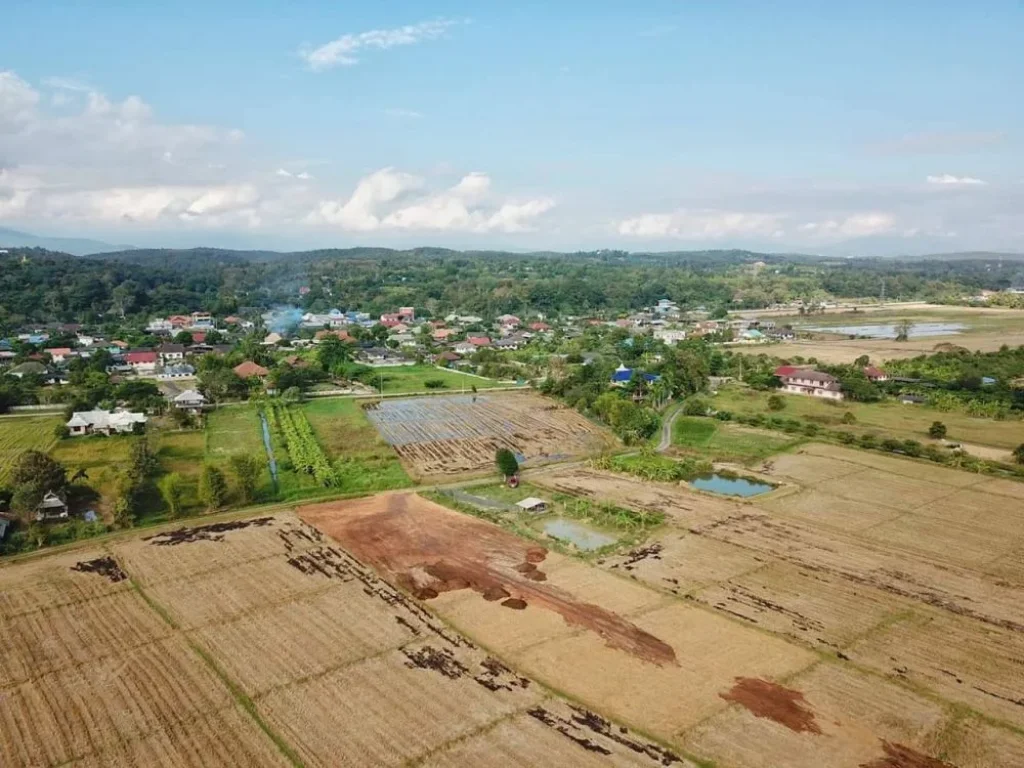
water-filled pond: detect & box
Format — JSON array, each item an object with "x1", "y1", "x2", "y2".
[
  {"x1": 802, "y1": 322, "x2": 965, "y2": 339},
  {"x1": 690, "y1": 473, "x2": 774, "y2": 498},
  {"x1": 539, "y1": 518, "x2": 618, "y2": 551}
]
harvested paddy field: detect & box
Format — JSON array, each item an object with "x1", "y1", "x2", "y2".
[
  {"x1": 0, "y1": 510, "x2": 695, "y2": 768},
  {"x1": 539, "y1": 443, "x2": 1024, "y2": 764},
  {"x1": 363, "y1": 392, "x2": 616, "y2": 478}
]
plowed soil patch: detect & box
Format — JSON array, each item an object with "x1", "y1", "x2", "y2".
[
  {"x1": 861, "y1": 741, "x2": 957, "y2": 768},
  {"x1": 720, "y1": 677, "x2": 821, "y2": 734},
  {"x1": 298, "y1": 493, "x2": 676, "y2": 666}
]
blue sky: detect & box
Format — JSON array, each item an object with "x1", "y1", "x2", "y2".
[{"x1": 1, "y1": 1, "x2": 1021, "y2": 254}]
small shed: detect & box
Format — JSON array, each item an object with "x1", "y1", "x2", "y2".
[
  {"x1": 35, "y1": 491, "x2": 69, "y2": 522},
  {"x1": 516, "y1": 497, "x2": 548, "y2": 514}
]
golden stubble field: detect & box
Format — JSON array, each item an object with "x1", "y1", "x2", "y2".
[
  {"x1": 529, "y1": 444, "x2": 1024, "y2": 766},
  {"x1": 5, "y1": 433, "x2": 1024, "y2": 768},
  {"x1": 0, "y1": 512, "x2": 693, "y2": 768}
]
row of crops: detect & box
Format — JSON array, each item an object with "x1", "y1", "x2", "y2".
[{"x1": 266, "y1": 403, "x2": 339, "y2": 487}]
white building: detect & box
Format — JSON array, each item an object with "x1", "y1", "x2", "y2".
[
  {"x1": 147, "y1": 318, "x2": 173, "y2": 333},
  {"x1": 775, "y1": 367, "x2": 844, "y2": 400},
  {"x1": 66, "y1": 409, "x2": 147, "y2": 436},
  {"x1": 653, "y1": 328, "x2": 687, "y2": 345},
  {"x1": 173, "y1": 389, "x2": 207, "y2": 412}
]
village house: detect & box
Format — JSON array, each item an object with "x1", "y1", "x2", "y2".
[
  {"x1": 397, "y1": 306, "x2": 416, "y2": 323},
  {"x1": 467, "y1": 336, "x2": 491, "y2": 348},
  {"x1": 653, "y1": 328, "x2": 687, "y2": 345},
  {"x1": 168, "y1": 315, "x2": 192, "y2": 329},
  {"x1": 610, "y1": 364, "x2": 660, "y2": 387},
  {"x1": 233, "y1": 361, "x2": 270, "y2": 379},
  {"x1": 190, "y1": 311, "x2": 215, "y2": 329},
  {"x1": 173, "y1": 389, "x2": 207, "y2": 413},
  {"x1": 314, "y1": 329, "x2": 354, "y2": 343},
  {"x1": 44, "y1": 347, "x2": 74, "y2": 364},
  {"x1": 492, "y1": 336, "x2": 526, "y2": 351},
  {"x1": 775, "y1": 366, "x2": 844, "y2": 400},
  {"x1": 156, "y1": 364, "x2": 196, "y2": 380},
  {"x1": 35, "y1": 491, "x2": 69, "y2": 522},
  {"x1": 453, "y1": 341, "x2": 478, "y2": 356},
  {"x1": 146, "y1": 317, "x2": 173, "y2": 333},
  {"x1": 358, "y1": 347, "x2": 407, "y2": 366},
  {"x1": 262, "y1": 332, "x2": 284, "y2": 346},
  {"x1": 516, "y1": 497, "x2": 548, "y2": 514},
  {"x1": 864, "y1": 366, "x2": 888, "y2": 382},
  {"x1": 157, "y1": 343, "x2": 186, "y2": 363},
  {"x1": 496, "y1": 314, "x2": 521, "y2": 330},
  {"x1": 432, "y1": 328, "x2": 456, "y2": 342},
  {"x1": 66, "y1": 409, "x2": 147, "y2": 436},
  {"x1": 124, "y1": 351, "x2": 158, "y2": 374}
]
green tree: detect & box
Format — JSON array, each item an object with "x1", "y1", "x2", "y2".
[
  {"x1": 157, "y1": 473, "x2": 185, "y2": 518},
  {"x1": 495, "y1": 448, "x2": 519, "y2": 479},
  {"x1": 895, "y1": 319, "x2": 913, "y2": 342},
  {"x1": 928, "y1": 421, "x2": 947, "y2": 440},
  {"x1": 841, "y1": 411, "x2": 857, "y2": 424},
  {"x1": 198, "y1": 465, "x2": 228, "y2": 510},
  {"x1": 229, "y1": 454, "x2": 264, "y2": 504},
  {"x1": 767, "y1": 394, "x2": 786, "y2": 411},
  {"x1": 1013, "y1": 444, "x2": 1024, "y2": 465},
  {"x1": 10, "y1": 450, "x2": 67, "y2": 520}
]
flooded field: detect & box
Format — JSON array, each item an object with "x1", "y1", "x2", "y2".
[
  {"x1": 691, "y1": 473, "x2": 774, "y2": 497},
  {"x1": 538, "y1": 518, "x2": 618, "y2": 551},
  {"x1": 801, "y1": 321, "x2": 965, "y2": 338}
]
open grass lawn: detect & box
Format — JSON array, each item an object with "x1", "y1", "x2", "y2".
[
  {"x1": 367, "y1": 365, "x2": 513, "y2": 395},
  {"x1": 0, "y1": 416, "x2": 61, "y2": 482},
  {"x1": 302, "y1": 398, "x2": 411, "y2": 493},
  {"x1": 51, "y1": 434, "x2": 136, "y2": 518},
  {"x1": 672, "y1": 415, "x2": 803, "y2": 464},
  {"x1": 713, "y1": 385, "x2": 1024, "y2": 450}
]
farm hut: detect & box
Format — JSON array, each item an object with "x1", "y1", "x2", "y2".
[
  {"x1": 35, "y1": 491, "x2": 69, "y2": 522},
  {"x1": 516, "y1": 497, "x2": 548, "y2": 514}
]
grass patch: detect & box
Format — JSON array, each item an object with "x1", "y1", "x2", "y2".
[
  {"x1": 713, "y1": 386, "x2": 1024, "y2": 450},
  {"x1": 673, "y1": 415, "x2": 804, "y2": 463},
  {"x1": 429, "y1": 479, "x2": 664, "y2": 558},
  {"x1": 0, "y1": 416, "x2": 61, "y2": 482},
  {"x1": 360, "y1": 365, "x2": 512, "y2": 395},
  {"x1": 302, "y1": 398, "x2": 411, "y2": 493},
  {"x1": 594, "y1": 451, "x2": 713, "y2": 482}
]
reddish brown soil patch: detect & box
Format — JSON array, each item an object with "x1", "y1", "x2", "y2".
[
  {"x1": 299, "y1": 493, "x2": 676, "y2": 666},
  {"x1": 482, "y1": 586, "x2": 510, "y2": 601},
  {"x1": 861, "y1": 742, "x2": 958, "y2": 768},
  {"x1": 720, "y1": 677, "x2": 822, "y2": 734},
  {"x1": 502, "y1": 598, "x2": 528, "y2": 610}
]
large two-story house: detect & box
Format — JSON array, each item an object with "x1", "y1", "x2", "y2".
[{"x1": 774, "y1": 366, "x2": 844, "y2": 400}]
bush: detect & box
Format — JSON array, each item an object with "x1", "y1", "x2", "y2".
[
  {"x1": 767, "y1": 394, "x2": 786, "y2": 411},
  {"x1": 928, "y1": 421, "x2": 947, "y2": 440},
  {"x1": 880, "y1": 438, "x2": 904, "y2": 453},
  {"x1": 681, "y1": 396, "x2": 710, "y2": 416},
  {"x1": 838, "y1": 431, "x2": 857, "y2": 445},
  {"x1": 423, "y1": 378, "x2": 447, "y2": 389},
  {"x1": 902, "y1": 440, "x2": 923, "y2": 457},
  {"x1": 859, "y1": 433, "x2": 878, "y2": 449},
  {"x1": 840, "y1": 412, "x2": 857, "y2": 425},
  {"x1": 803, "y1": 423, "x2": 820, "y2": 437},
  {"x1": 714, "y1": 410, "x2": 733, "y2": 421}
]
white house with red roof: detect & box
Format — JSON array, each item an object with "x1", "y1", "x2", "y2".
[
  {"x1": 774, "y1": 366, "x2": 844, "y2": 400},
  {"x1": 863, "y1": 366, "x2": 888, "y2": 382},
  {"x1": 124, "y1": 351, "x2": 158, "y2": 374}
]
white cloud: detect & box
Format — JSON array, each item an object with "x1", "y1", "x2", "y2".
[
  {"x1": 309, "y1": 168, "x2": 554, "y2": 233},
  {"x1": 617, "y1": 207, "x2": 899, "y2": 243},
  {"x1": 926, "y1": 174, "x2": 986, "y2": 186},
  {"x1": 384, "y1": 107, "x2": 423, "y2": 119},
  {"x1": 0, "y1": 71, "x2": 269, "y2": 229},
  {"x1": 301, "y1": 19, "x2": 459, "y2": 71},
  {"x1": 616, "y1": 209, "x2": 784, "y2": 239}
]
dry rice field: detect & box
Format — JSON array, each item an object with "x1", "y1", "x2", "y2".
[
  {"x1": 528, "y1": 443, "x2": 1024, "y2": 765},
  {"x1": 363, "y1": 392, "x2": 616, "y2": 478},
  {"x1": 0, "y1": 512, "x2": 695, "y2": 768},
  {"x1": 6, "y1": 433, "x2": 1024, "y2": 767}
]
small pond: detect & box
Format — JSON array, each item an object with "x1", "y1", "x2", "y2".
[
  {"x1": 538, "y1": 518, "x2": 618, "y2": 551},
  {"x1": 690, "y1": 473, "x2": 774, "y2": 498},
  {"x1": 802, "y1": 322, "x2": 965, "y2": 339}
]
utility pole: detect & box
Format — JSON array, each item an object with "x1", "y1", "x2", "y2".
[{"x1": 880, "y1": 277, "x2": 886, "y2": 304}]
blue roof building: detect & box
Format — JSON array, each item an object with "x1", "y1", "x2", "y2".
[{"x1": 610, "y1": 364, "x2": 660, "y2": 385}]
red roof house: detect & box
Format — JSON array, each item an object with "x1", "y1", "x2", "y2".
[
  {"x1": 125, "y1": 351, "x2": 158, "y2": 366},
  {"x1": 315, "y1": 329, "x2": 353, "y2": 342},
  {"x1": 529, "y1": 322, "x2": 551, "y2": 332},
  {"x1": 774, "y1": 365, "x2": 801, "y2": 378},
  {"x1": 863, "y1": 366, "x2": 888, "y2": 382},
  {"x1": 233, "y1": 361, "x2": 269, "y2": 379},
  {"x1": 468, "y1": 336, "x2": 491, "y2": 347}
]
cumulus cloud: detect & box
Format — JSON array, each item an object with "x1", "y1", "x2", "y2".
[
  {"x1": 309, "y1": 168, "x2": 554, "y2": 233},
  {"x1": 300, "y1": 19, "x2": 459, "y2": 71},
  {"x1": 617, "y1": 207, "x2": 899, "y2": 243},
  {"x1": 926, "y1": 174, "x2": 986, "y2": 186},
  {"x1": 616, "y1": 209, "x2": 785, "y2": 239}
]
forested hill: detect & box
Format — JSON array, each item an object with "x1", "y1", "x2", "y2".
[{"x1": 1, "y1": 244, "x2": 1021, "y2": 329}]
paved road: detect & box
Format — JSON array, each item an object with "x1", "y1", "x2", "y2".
[{"x1": 657, "y1": 404, "x2": 683, "y2": 453}]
